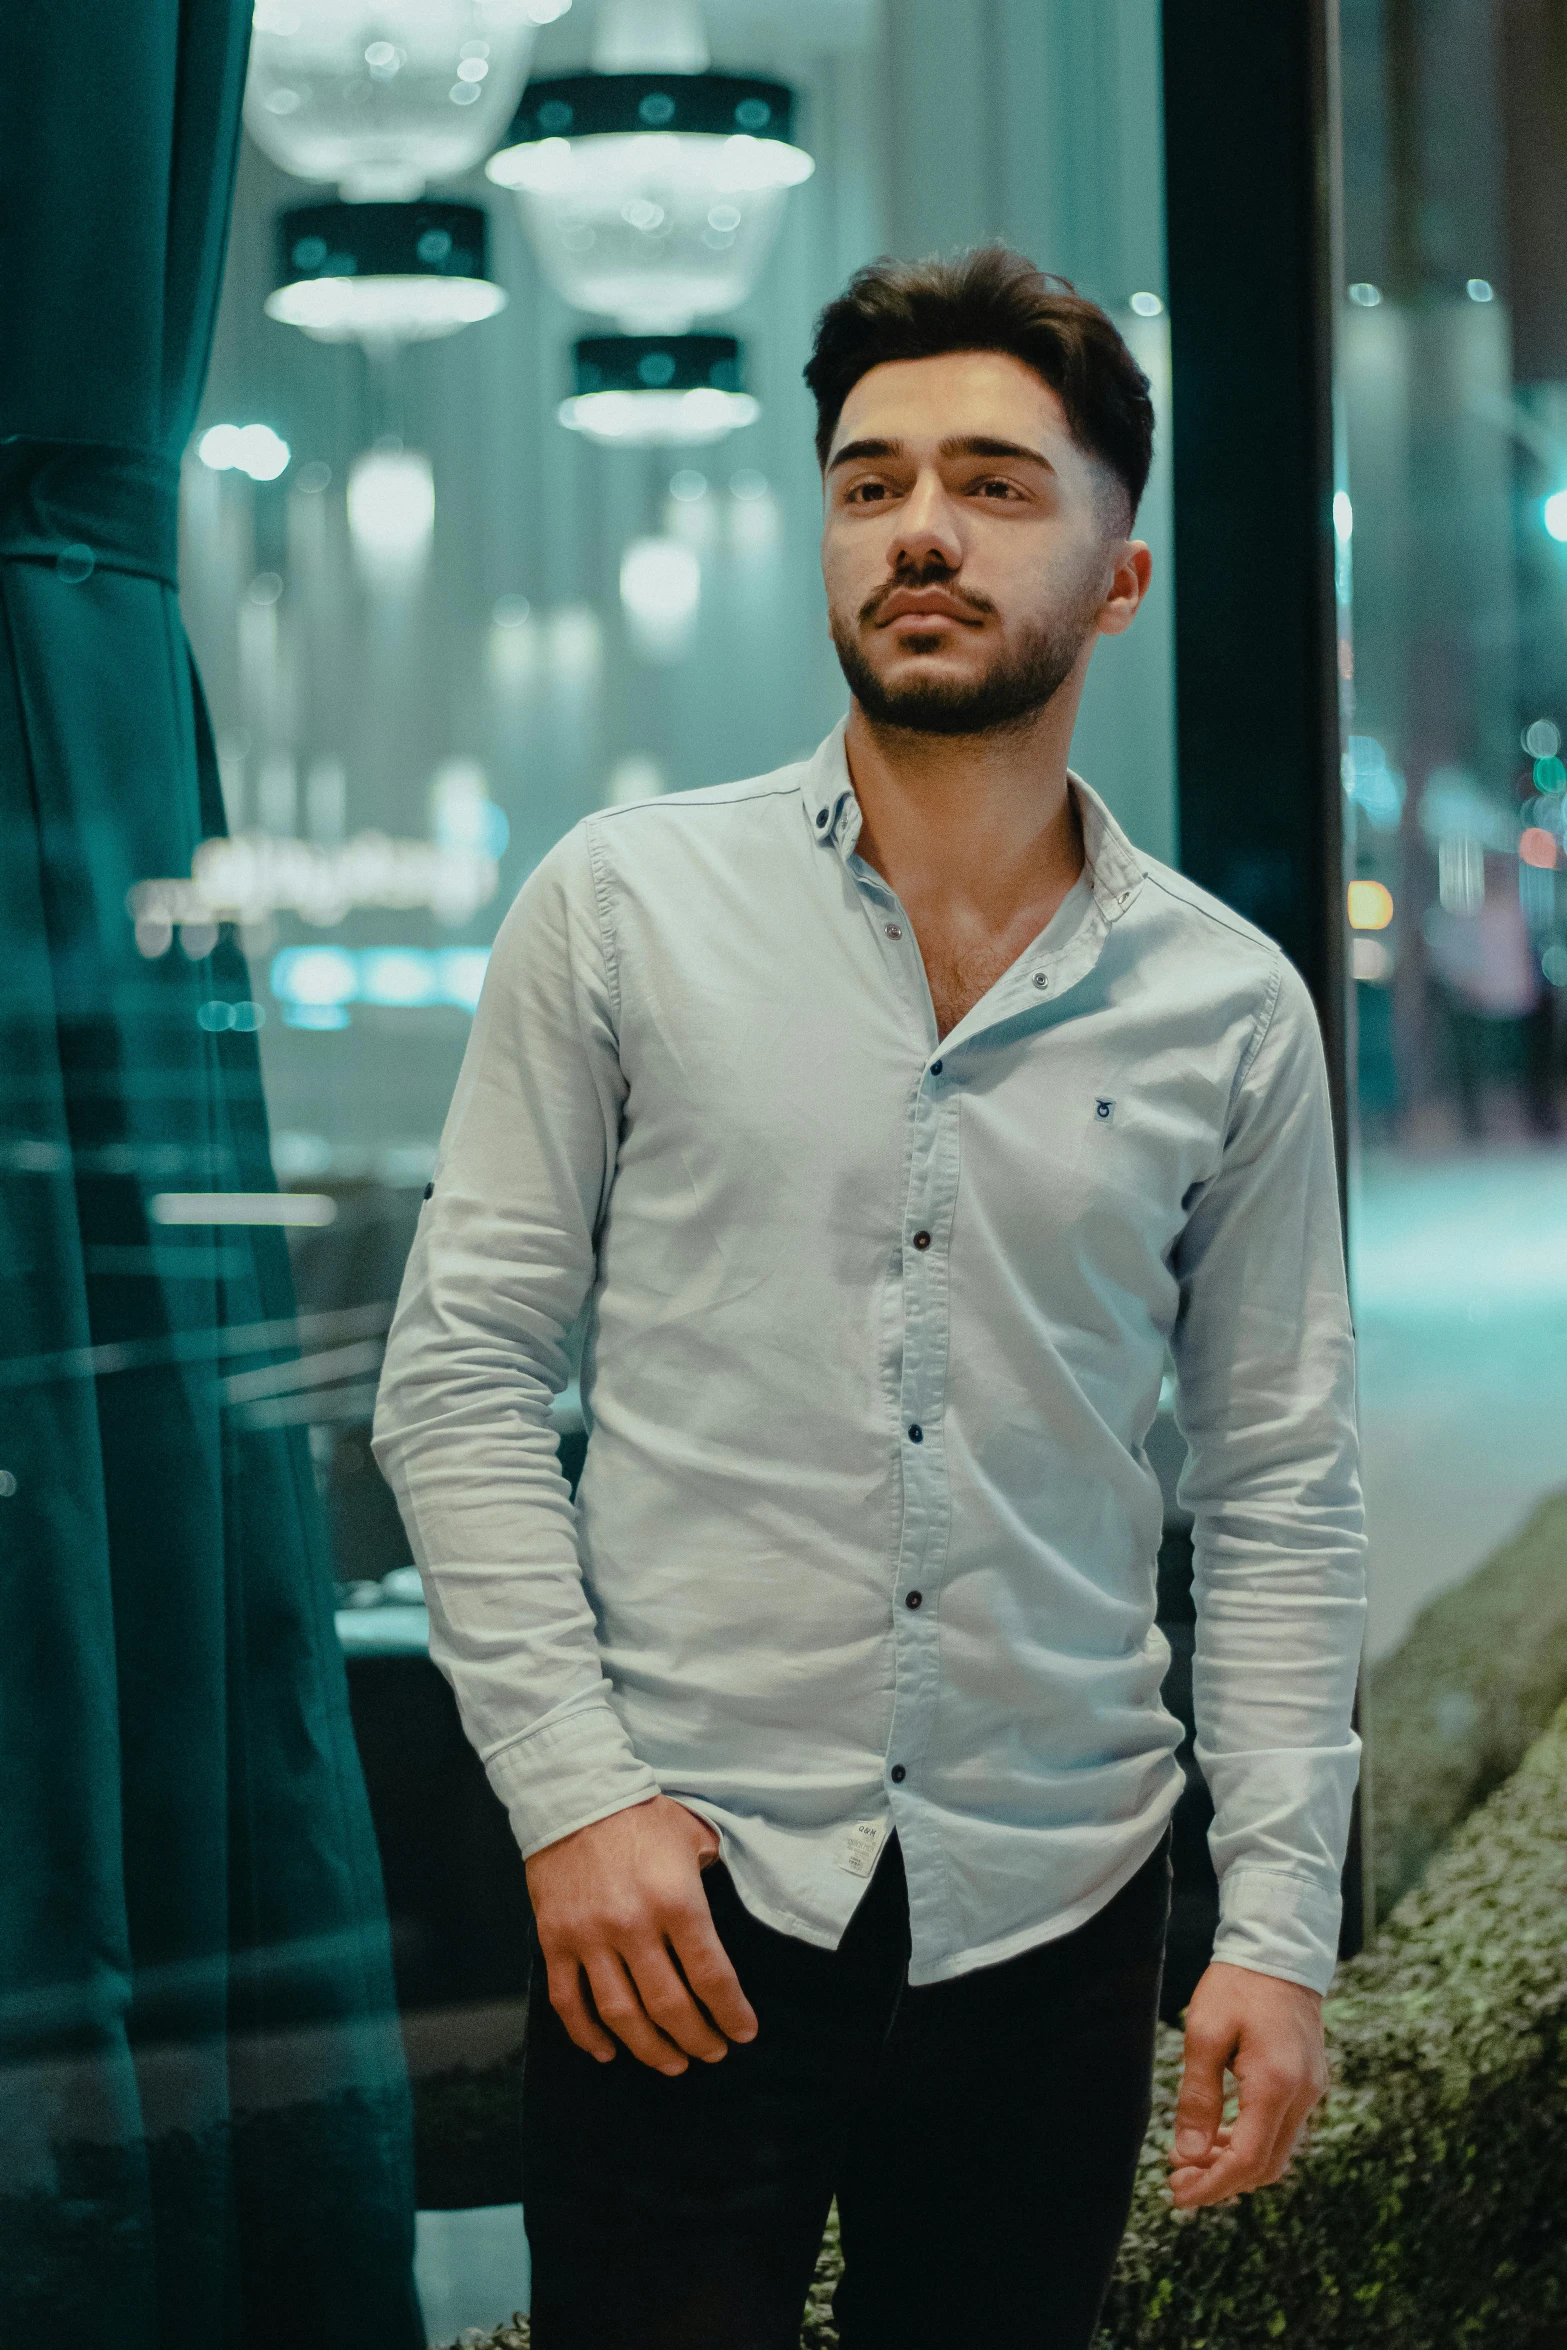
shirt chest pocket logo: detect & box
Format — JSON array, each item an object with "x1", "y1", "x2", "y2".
[{"x1": 1094, "y1": 1097, "x2": 1116, "y2": 1124}]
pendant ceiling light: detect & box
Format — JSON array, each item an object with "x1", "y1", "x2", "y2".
[
  {"x1": 485, "y1": 0, "x2": 812, "y2": 333},
  {"x1": 267, "y1": 199, "x2": 506, "y2": 346},
  {"x1": 245, "y1": 0, "x2": 571, "y2": 202},
  {"x1": 559, "y1": 332, "x2": 758, "y2": 445}
]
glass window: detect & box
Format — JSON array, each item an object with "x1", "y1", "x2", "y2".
[{"x1": 1341, "y1": 0, "x2": 1567, "y2": 1911}]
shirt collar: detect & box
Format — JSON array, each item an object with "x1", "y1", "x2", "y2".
[{"x1": 799, "y1": 721, "x2": 1147, "y2": 923}]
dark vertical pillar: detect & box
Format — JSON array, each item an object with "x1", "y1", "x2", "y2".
[
  {"x1": 1161, "y1": 0, "x2": 1350, "y2": 1178},
  {"x1": 1161, "y1": 0, "x2": 1366, "y2": 1957}
]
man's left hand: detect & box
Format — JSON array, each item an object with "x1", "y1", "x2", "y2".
[{"x1": 1168, "y1": 1960, "x2": 1329, "y2": 2210}]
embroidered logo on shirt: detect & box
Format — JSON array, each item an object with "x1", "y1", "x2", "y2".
[{"x1": 1095, "y1": 1098, "x2": 1116, "y2": 1123}]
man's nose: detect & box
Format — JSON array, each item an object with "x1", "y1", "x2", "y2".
[{"x1": 887, "y1": 471, "x2": 963, "y2": 574}]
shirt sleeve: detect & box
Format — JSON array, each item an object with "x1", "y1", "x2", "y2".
[
  {"x1": 371, "y1": 823, "x2": 662, "y2": 1859},
  {"x1": 1168, "y1": 954, "x2": 1368, "y2": 1996}
]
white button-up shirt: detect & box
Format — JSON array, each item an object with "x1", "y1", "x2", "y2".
[{"x1": 373, "y1": 724, "x2": 1366, "y2": 1993}]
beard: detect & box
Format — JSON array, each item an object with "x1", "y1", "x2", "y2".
[{"x1": 830, "y1": 566, "x2": 1100, "y2": 738}]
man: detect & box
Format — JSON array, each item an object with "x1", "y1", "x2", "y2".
[{"x1": 373, "y1": 247, "x2": 1366, "y2": 2349}]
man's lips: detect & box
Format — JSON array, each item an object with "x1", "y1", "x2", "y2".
[{"x1": 872, "y1": 589, "x2": 988, "y2": 627}]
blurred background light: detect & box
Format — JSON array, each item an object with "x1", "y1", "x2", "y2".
[
  {"x1": 1128, "y1": 289, "x2": 1164, "y2": 316},
  {"x1": 1342, "y1": 733, "x2": 1406, "y2": 830},
  {"x1": 619, "y1": 533, "x2": 700, "y2": 658},
  {"x1": 1438, "y1": 834, "x2": 1486, "y2": 914},
  {"x1": 1351, "y1": 935, "x2": 1394, "y2": 983},
  {"x1": 244, "y1": 0, "x2": 558, "y2": 201},
  {"x1": 347, "y1": 445, "x2": 435, "y2": 578},
  {"x1": 1523, "y1": 718, "x2": 1562, "y2": 758},
  {"x1": 1348, "y1": 879, "x2": 1396, "y2": 929},
  {"x1": 558, "y1": 331, "x2": 758, "y2": 444},
  {"x1": 605, "y1": 753, "x2": 666, "y2": 805},
  {"x1": 487, "y1": 0, "x2": 813, "y2": 332},
  {"x1": 271, "y1": 944, "x2": 492, "y2": 1017},
  {"x1": 1519, "y1": 826, "x2": 1561, "y2": 869},
  {"x1": 431, "y1": 759, "x2": 510, "y2": 857},
  {"x1": 198, "y1": 422, "x2": 292, "y2": 480},
  {"x1": 1534, "y1": 753, "x2": 1567, "y2": 792},
  {"x1": 1466, "y1": 276, "x2": 1495, "y2": 302},
  {"x1": 1544, "y1": 488, "x2": 1567, "y2": 542},
  {"x1": 545, "y1": 603, "x2": 603, "y2": 682},
  {"x1": 1348, "y1": 280, "x2": 1382, "y2": 305}
]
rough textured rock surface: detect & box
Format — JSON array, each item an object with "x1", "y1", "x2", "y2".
[{"x1": 1366, "y1": 1488, "x2": 1567, "y2": 1921}]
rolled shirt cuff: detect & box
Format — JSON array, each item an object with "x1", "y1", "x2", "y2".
[
  {"x1": 1210, "y1": 1866, "x2": 1345, "y2": 1996},
  {"x1": 482, "y1": 1693, "x2": 662, "y2": 1861}
]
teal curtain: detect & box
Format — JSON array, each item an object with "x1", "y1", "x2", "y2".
[{"x1": 0, "y1": 8, "x2": 422, "y2": 2345}]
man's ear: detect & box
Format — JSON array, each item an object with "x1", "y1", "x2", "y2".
[{"x1": 1098, "y1": 541, "x2": 1152, "y2": 639}]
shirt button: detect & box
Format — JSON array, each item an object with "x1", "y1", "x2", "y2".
[
  {"x1": 816, "y1": 806, "x2": 829, "y2": 826},
  {"x1": 890, "y1": 1764, "x2": 907, "y2": 1783},
  {"x1": 1032, "y1": 971, "x2": 1049, "y2": 990},
  {"x1": 912, "y1": 1229, "x2": 931, "y2": 1250},
  {"x1": 930, "y1": 1058, "x2": 943, "y2": 1076},
  {"x1": 907, "y1": 1424, "x2": 923, "y2": 1443},
  {"x1": 422, "y1": 1182, "x2": 434, "y2": 1200},
  {"x1": 905, "y1": 1590, "x2": 923, "y2": 1609},
  {"x1": 885, "y1": 923, "x2": 902, "y2": 940}
]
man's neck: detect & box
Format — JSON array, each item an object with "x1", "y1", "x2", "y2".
[{"x1": 843, "y1": 689, "x2": 1085, "y2": 928}]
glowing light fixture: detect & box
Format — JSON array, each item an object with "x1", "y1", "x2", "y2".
[
  {"x1": 1348, "y1": 282, "x2": 1382, "y2": 307},
  {"x1": 1466, "y1": 277, "x2": 1494, "y2": 303},
  {"x1": 487, "y1": 0, "x2": 811, "y2": 331},
  {"x1": 1347, "y1": 879, "x2": 1395, "y2": 931},
  {"x1": 268, "y1": 200, "x2": 505, "y2": 348},
  {"x1": 1544, "y1": 489, "x2": 1567, "y2": 543},
  {"x1": 1128, "y1": 290, "x2": 1164, "y2": 317},
  {"x1": 559, "y1": 332, "x2": 758, "y2": 445},
  {"x1": 198, "y1": 422, "x2": 292, "y2": 481},
  {"x1": 244, "y1": 0, "x2": 566, "y2": 201}
]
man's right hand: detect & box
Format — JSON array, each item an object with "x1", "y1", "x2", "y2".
[{"x1": 525, "y1": 1794, "x2": 759, "y2": 2075}]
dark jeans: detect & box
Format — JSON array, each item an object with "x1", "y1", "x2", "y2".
[{"x1": 521, "y1": 1829, "x2": 1172, "y2": 2350}]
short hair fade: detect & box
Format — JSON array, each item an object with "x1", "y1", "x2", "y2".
[{"x1": 803, "y1": 245, "x2": 1155, "y2": 519}]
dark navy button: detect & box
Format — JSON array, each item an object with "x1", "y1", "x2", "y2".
[
  {"x1": 912, "y1": 1230, "x2": 931, "y2": 1250},
  {"x1": 423, "y1": 1182, "x2": 434, "y2": 1200},
  {"x1": 816, "y1": 806, "x2": 829, "y2": 826},
  {"x1": 907, "y1": 1424, "x2": 923, "y2": 1443},
  {"x1": 930, "y1": 1058, "x2": 943, "y2": 1075},
  {"x1": 906, "y1": 1590, "x2": 923, "y2": 1610},
  {"x1": 890, "y1": 1764, "x2": 907, "y2": 1783}
]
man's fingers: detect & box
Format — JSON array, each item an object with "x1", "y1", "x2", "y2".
[
  {"x1": 583, "y1": 1950, "x2": 689, "y2": 2075},
  {"x1": 668, "y1": 1907, "x2": 759, "y2": 2046},
  {"x1": 545, "y1": 1960, "x2": 617, "y2": 2064},
  {"x1": 1172, "y1": 2024, "x2": 1230, "y2": 2161},
  {"x1": 625, "y1": 1938, "x2": 732, "y2": 2063},
  {"x1": 1171, "y1": 2077, "x2": 1297, "y2": 2206}
]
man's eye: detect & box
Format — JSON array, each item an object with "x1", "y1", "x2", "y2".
[
  {"x1": 847, "y1": 479, "x2": 891, "y2": 503},
  {"x1": 973, "y1": 477, "x2": 1023, "y2": 499}
]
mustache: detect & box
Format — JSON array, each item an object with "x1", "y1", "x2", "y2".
[{"x1": 858, "y1": 564, "x2": 997, "y2": 627}]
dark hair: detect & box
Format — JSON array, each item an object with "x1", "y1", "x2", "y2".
[{"x1": 803, "y1": 245, "x2": 1154, "y2": 520}]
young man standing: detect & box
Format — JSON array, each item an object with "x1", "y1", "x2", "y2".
[{"x1": 374, "y1": 248, "x2": 1366, "y2": 2349}]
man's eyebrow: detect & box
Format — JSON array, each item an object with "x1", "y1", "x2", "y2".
[
  {"x1": 939, "y1": 434, "x2": 1054, "y2": 469},
  {"x1": 826, "y1": 433, "x2": 1055, "y2": 473},
  {"x1": 826, "y1": 437, "x2": 900, "y2": 473}
]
